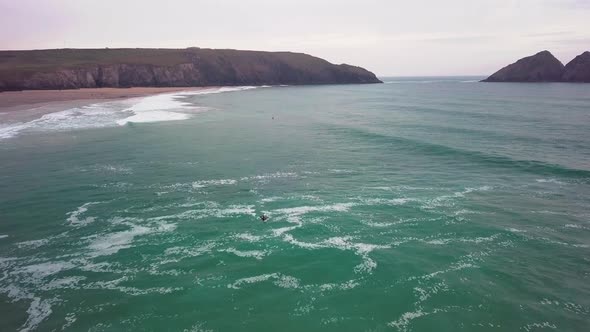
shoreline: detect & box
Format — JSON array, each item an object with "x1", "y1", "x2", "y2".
[{"x1": 0, "y1": 87, "x2": 210, "y2": 114}]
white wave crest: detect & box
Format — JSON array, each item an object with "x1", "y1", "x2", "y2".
[
  {"x1": 0, "y1": 103, "x2": 125, "y2": 140},
  {"x1": 536, "y1": 178, "x2": 565, "y2": 185},
  {"x1": 222, "y1": 248, "x2": 269, "y2": 260},
  {"x1": 317, "y1": 279, "x2": 360, "y2": 292},
  {"x1": 184, "y1": 323, "x2": 213, "y2": 332},
  {"x1": 192, "y1": 179, "x2": 237, "y2": 188},
  {"x1": 16, "y1": 261, "x2": 75, "y2": 279},
  {"x1": 67, "y1": 202, "x2": 100, "y2": 226},
  {"x1": 16, "y1": 238, "x2": 50, "y2": 249},
  {"x1": 87, "y1": 221, "x2": 176, "y2": 257},
  {"x1": 227, "y1": 273, "x2": 300, "y2": 290},
  {"x1": 240, "y1": 172, "x2": 298, "y2": 181},
  {"x1": 116, "y1": 110, "x2": 191, "y2": 125},
  {"x1": 522, "y1": 322, "x2": 557, "y2": 331},
  {"x1": 275, "y1": 202, "x2": 355, "y2": 220},
  {"x1": 233, "y1": 233, "x2": 264, "y2": 242},
  {"x1": 227, "y1": 273, "x2": 277, "y2": 289},
  {"x1": 388, "y1": 308, "x2": 427, "y2": 331},
  {"x1": 117, "y1": 86, "x2": 260, "y2": 125},
  {"x1": 21, "y1": 297, "x2": 54, "y2": 332},
  {"x1": 1, "y1": 86, "x2": 261, "y2": 140},
  {"x1": 282, "y1": 235, "x2": 388, "y2": 274}
]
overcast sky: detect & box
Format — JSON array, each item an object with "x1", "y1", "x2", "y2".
[{"x1": 1, "y1": 0, "x2": 588, "y2": 76}]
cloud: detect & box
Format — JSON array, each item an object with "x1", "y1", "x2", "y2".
[
  {"x1": 0, "y1": 0, "x2": 589, "y2": 75},
  {"x1": 527, "y1": 31, "x2": 573, "y2": 38}
]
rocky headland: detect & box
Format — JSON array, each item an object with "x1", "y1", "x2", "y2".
[
  {"x1": 483, "y1": 50, "x2": 590, "y2": 83},
  {"x1": 0, "y1": 48, "x2": 382, "y2": 91}
]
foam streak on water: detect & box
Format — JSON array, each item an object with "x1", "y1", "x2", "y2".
[
  {"x1": 0, "y1": 86, "x2": 261, "y2": 140},
  {"x1": 1, "y1": 80, "x2": 590, "y2": 331}
]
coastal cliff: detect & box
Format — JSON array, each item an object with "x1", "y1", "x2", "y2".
[
  {"x1": 0, "y1": 48, "x2": 382, "y2": 91},
  {"x1": 483, "y1": 50, "x2": 590, "y2": 83}
]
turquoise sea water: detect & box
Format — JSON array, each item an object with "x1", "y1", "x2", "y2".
[{"x1": 1, "y1": 78, "x2": 590, "y2": 331}]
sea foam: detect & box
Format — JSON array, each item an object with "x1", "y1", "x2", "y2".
[
  {"x1": 115, "y1": 92, "x2": 195, "y2": 125},
  {"x1": 116, "y1": 110, "x2": 191, "y2": 125},
  {"x1": 86, "y1": 220, "x2": 176, "y2": 257},
  {"x1": 0, "y1": 86, "x2": 262, "y2": 140},
  {"x1": 192, "y1": 179, "x2": 237, "y2": 188},
  {"x1": 227, "y1": 273, "x2": 301, "y2": 290},
  {"x1": 22, "y1": 297, "x2": 54, "y2": 332},
  {"x1": 0, "y1": 103, "x2": 122, "y2": 140},
  {"x1": 116, "y1": 86, "x2": 259, "y2": 125},
  {"x1": 67, "y1": 202, "x2": 100, "y2": 226},
  {"x1": 222, "y1": 248, "x2": 269, "y2": 260}
]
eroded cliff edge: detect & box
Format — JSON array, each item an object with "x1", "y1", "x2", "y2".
[{"x1": 0, "y1": 48, "x2": 382, "y2": 91}]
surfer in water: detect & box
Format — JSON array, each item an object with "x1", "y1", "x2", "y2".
[{"x1": 260, "y1": 214, "x2": 269, "y2": 222}]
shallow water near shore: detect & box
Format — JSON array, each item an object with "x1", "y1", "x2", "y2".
[{"x1": 1, "y1": 78, "x2": 590, "y2": 331}]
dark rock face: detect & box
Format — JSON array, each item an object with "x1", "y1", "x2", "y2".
[
  {"x1": 483, "y1": 51, "x2": 565, "y2": 82},
  {"x1": 0, "y1": 48, "x2": 381, "y2": 91},
  {"x1": 562, "y1": 51, "x2": 590, "y2": 83}
]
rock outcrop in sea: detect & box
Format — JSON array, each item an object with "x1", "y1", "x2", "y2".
[
  {"x1": 482, "y1": 51, "x2": 565, "y2": 82},
  {"x1": 483, "y1": 50, "x2": 590, "y2": 83},
  {"x1": 0, "y1": 48, "x2": 382, "y2": 91},
  {"x1": 562, "y1": 51, "x2": 590, "y2": 83}
]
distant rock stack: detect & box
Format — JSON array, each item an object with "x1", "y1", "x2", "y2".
[
  {"x1": 482, "y1": 51, "x2": 564, "y2": 82},
  {"x1": 562, "y1": 51, "x2": 590, "y2": 83},
  {"x1": 483, "y1": 50, "x2": 590, "y2": 83}
]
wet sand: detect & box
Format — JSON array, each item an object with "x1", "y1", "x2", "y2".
[{"x1": 0, "y1": 87, "x2": 208, "y2": 113}]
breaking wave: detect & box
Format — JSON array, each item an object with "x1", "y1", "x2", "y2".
[{"x1": 0, "y1": 86, "x2": 263, "y2": 141}]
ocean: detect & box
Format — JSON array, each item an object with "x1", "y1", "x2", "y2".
[{"x1": 1, "y1": 78, "x2": 589, "y2": 331}]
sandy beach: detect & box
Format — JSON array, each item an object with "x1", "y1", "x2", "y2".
[{"x1": 0, "y1": 87, "x2": 208, "y2": 114}]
